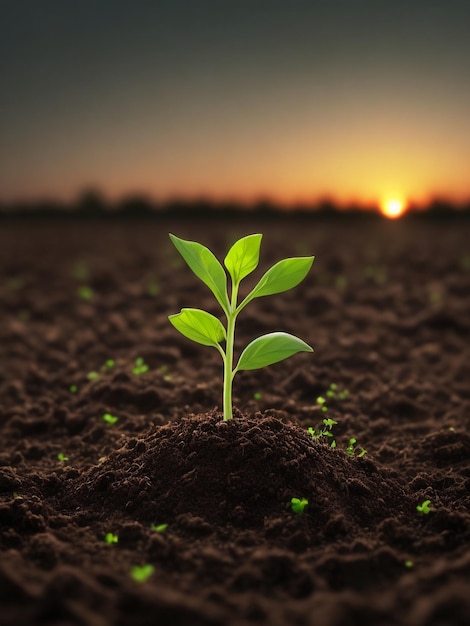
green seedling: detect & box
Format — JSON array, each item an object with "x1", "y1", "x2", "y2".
[
  {"x1": 130, "y1": 564, "x2": 154, "y2": 583},
  {"x1": 103, "y1": 413, "x2": 119, "y2": 425},
  {"x1": 105, "y1": 532, "x2": 118, "y2": 544},
  {"x1": 345, "y1": 438, "x2": 367, "y2": 457},
  {"x1": 291, "y1": 497, "x2": 309, "y2": 514},
  {"x1": 151, "y1": 523, "x2": 168, "y2": 533},
  {"x1": 405, "y1": 560, "x2": 414, "y2": 568},
  {"x1": 87, "y1": 371, "x2": 100, "y2": 381},
  {"x1": 308, "y1": 417, "x2": 337, "y2": 447},
  {"x1": 169, "y1": 234, "x2": 314, "y2": 421},
  {"x1": 77, "y1": 285, "x2": 93, "y2": 300},
  {"x1": 316, "y1": 396, "x2": 328, "y2": 412},
  {"x1": 147, "y1": 281, "x2": 160, "y2": 297},
  {"x1": 105, "y1": 359, "x2": 115, "y2": 369},
  {"x1": 416, "y1": 500, "x2": 432, "y2": 515},
  {"x1": 253, "y1": 392, "x2": 262, "y2": 400},
  {"x1": 132, "y1": 357, "x2": 149, "y2": 375},
  {"x1": 69, "y1": 384, "x2": 78, "y2": 393},
  {"x1": 57, "y1": 452, "x2": 69, "y2": 462}
]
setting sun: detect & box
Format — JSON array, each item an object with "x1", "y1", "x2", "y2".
[{"x1": 381, "y1": 198, "x2": 406, "y2": 219}]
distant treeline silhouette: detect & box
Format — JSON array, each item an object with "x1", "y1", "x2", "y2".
[{"x1": 0, "y1": 189, "x2": 469, "y2": 220}]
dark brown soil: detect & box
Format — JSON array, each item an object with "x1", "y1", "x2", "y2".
[{"x1": 0, "y1": 217, "x2": 469, "y2": 626}]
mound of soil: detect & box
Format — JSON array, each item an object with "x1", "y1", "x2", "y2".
[{"x1": 0, "y1": 217, "x2": 469, "y2": 626}]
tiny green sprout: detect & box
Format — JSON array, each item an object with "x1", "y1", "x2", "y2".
[
  {"x1": 103, "y1": 413, "x2": 118, "y2": 425},
  {"x1": 105, "y1": 359, "x2": 115, "y2": 369},
  {"x1": 338, "y1": 389, "x2": 349, "y2": 400},
  {"x1": 316, "y1": 396, "x2": 328, "y2": 412},
  {"x1": 405, "y1": 560, "x2": 414, "y2": 568},
  {"x1": 132, "y1": 357, "x2": 149, "y2": 375},
  {"x1": 147, "y1": 282, "x2": 160, "y2": 297},
  {"x1": 323, "y1": 418, "x2": 337, "y2": 430},
  {"x1": 416, "y1": 500, "x2": 432, "y2": 515},
  {"x1": 87, "y1": 371, "x2": 100, "y2": 381},
  {"x1": 169, "y1": 233, "x2": 314, "y2": 421},
  {"x1": 449, "y1": 426, "x2": 455, "y2": 432},
  {"x1": 130, "y1": 564, "x2": 154, "y2": 583},
  {"x1": 346, "y1": 438, "x2": 367, "y2": 457},
  {"x1": 57, "y1": 453, "x2": 69, "y2": 462},
  {"x1": 335, "y1": 275, "x2": 348, "y2": 289},
  {"x1": 105, "y1": 532, "x2": 118, "y2": 544},
  {"x1": 69, "y1": 384, "x2": 78, "y2": 393},
  {"x1": 291, "y1": 497, "x2": 309, "y2": 514},
  {"x1": 151, "y1": 523, "x2": 168, "y2": 533},
  {"x1": 77, "y1": 285, "x2": 93, "y2": 300},
  {"x1": 253, "y1": 392, "x2": 262, "y2": 400}
]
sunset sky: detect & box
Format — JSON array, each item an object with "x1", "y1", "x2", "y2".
[{"x1": 1, "y1": 0, "x2": 470, "y2": 207}]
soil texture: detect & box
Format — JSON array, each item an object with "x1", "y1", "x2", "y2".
[{"x1": 0, "y1": 217, "x2": 469, "y2": 626}]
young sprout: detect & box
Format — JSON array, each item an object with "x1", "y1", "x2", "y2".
[
  {"x1": 105, "y1": 359, "x2": 115, "y2": 369},
  {"x1": 69, "y1": 384, "x2": 78, "y2": 393},
  {"x1": 147, "y1": 281, "x2": 160, "y2": 297},
  {"x1": 316, "y1": 396, "x2": 328, "y2": 412},
  {"x1": 77, "y1": 285, "x2": 93, "y2": 300},
  {"x1": 130, "y1": 564, "x2": 154, "y2": 583},
  {"x1": 132, "y1": 357, "x2": 149, "y2": 375},
  {"x1": 253, "y1": 392, "x2": 262, "y2": 400},
  {"x1": 291, "y1": 497, "x2": 309, "y2": 514},
  {"x1": 87, "y1": 371, "x2": 100, "y2": 381},
  {"x1": 345, "y1": 438, "x2": 367, "y2": 457},
  {"x1": 405, "y1": 560, "x2": 414, "y2": 568},
  {"x1": 151, "y1": 523, "x2": 168, "y2": 533},
  {"x1": 308, "y1": 417, "x2": 337, "y2": 447},
  {"x1": 57, "y1": 453, "x2": 69, "y2": 462},
  {"x1": 416, "y1": 500, "x2": 432, "y2": 515},
  {"x1": 103, "y1": 413, "x2": 119, "y2": 425},
  {"x1": 169, "y1": 234, "x2": 314, "y2": 421},
  {"x1": 104, "y1": 532, "x2": 118, "y2": 544}
]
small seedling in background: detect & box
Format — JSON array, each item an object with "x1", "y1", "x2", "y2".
[
  {"x1": 416, "y1": 500, "x2": 432, "y2": 515},
  {"x1": 291, "y1": 497, "x2": 309, "y2": 514},
  {"x1": 147, "y1": 281, "x2": 160, "y2": 297},
  {"x1": 87, "y1": 371, "x2": 100, "y2": 381},
  {"x1": 104, "y1": 532, "x2": 118, "y2": 544},
  {"x1": 132, "y1": 357, "x2": 149, "y2": 375},
  {"x1": 308, "y1": 417, "x2": 337, "y2": 448},
  {"x1": 151, "y1": 523, "x2": 168, "y2": 533},
  {"x1": 253, "y1": 392, "x2": 262, "y2": 400},
  {"x1": 169, "y1": 233, "x2": 314, "y2": 421},
  {"x1": 335, "y1": 275, "x2": 348, "y2": 289},
  {"x1": 316, "y1": 396, "x2": 328, "y2": 412},
  {"x1": 345, "y1": 438, "x2": 367, "y2": 457},
  {"x1": 105, "y1": 359, "x2": 115, "y2": 369},
  {"x1": 77, "y1": 285, "x2": 93, "y2": 301},
  {"x1": 130, "y1": 564, "x2": 154, "y2": 583},
  {"x1": 405, "y1": 560, "x2": 414, "y2": 568},
  {"x1": 69, "y1": 384, "x2": 78, "y2": 393},
  {"x1": 103, "y1": 413, "x2": 119, "y2": 425},
  {"x1": 326, "y1": 383, "x2": 337, "y2": 398},
  {"x1": 57, "y1": 453, "x2": 69, "y2": 462}
]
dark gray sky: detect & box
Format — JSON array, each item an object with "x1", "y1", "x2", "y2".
[{"x1": 1, "y1": 0, "x2": 469, "y2": 205}]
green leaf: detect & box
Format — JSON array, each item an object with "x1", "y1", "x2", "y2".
[
  {"x1": 168, "y1": 308, "x2": 226, "y2": 348},
  {"x1": 236, "y1": 332, "x2": 313, "y2": 371},
  {"x1": 169, "y1": 234, "x2": 229, "y2": 312},
  {"x1": 242, "y1": 256, "x2": 314, "y2": 307},
  {"x1": 224, "y1": 234, "x2": 262, "y2": 285}
]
